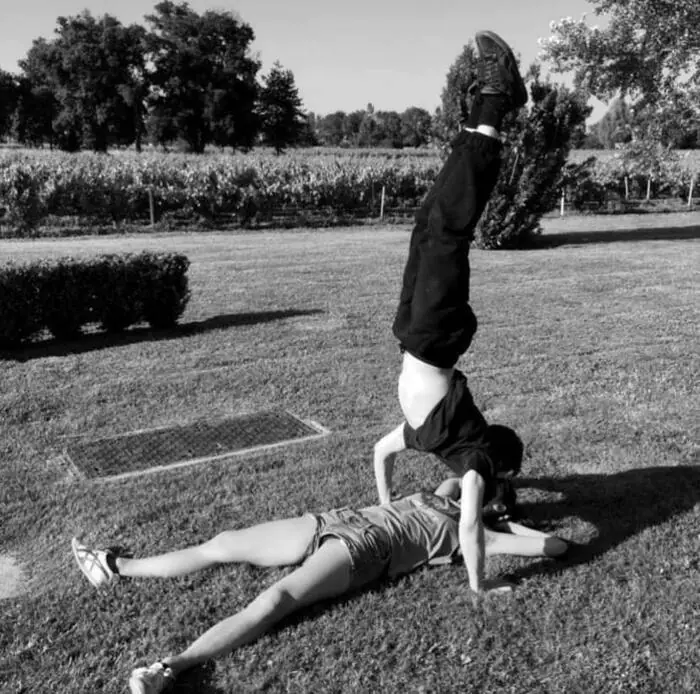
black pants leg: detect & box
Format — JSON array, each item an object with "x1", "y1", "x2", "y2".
[{"x1": 393, "y1": 131, "x2": 502, "y2": 368}]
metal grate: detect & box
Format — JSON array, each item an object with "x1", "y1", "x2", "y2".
[{"x1": 63, "y1": 410, "x2": 329, "y2": 480}]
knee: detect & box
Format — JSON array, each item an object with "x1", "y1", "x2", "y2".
[
  {"x1": 544, "y1": 537, "x2": 569, "y2": 558},
  {"x1": 199, "y1": 531, "x2": 234, "y2": 562},
  {"x1": 254, "y1": 585, "x2": 298, "y2": 622}
]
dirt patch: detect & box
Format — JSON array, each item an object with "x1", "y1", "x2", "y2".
[{"x1": 0, "y1": 554, "x2": 26, "y2": 600}]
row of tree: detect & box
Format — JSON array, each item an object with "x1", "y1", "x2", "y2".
[
  {"x1": 1, "y1": 0, "x2": 698, "y2": 154},
  {"x1": 0, "y1": 2, "x2": 308, "y2": 153}
]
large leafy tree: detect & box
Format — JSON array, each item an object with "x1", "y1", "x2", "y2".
[
  {"x1": 20, "y1": 12, "x2": 146, "y2": 151},
  {"x1": 589, "y1": 98, "x2": 634, "y2": 148},
  {"x1": 540, "y1": 1, "x2": 700, "y2": 102},
  {"x1": 258, "y1": 61, "x2": 305, "y2": 153},
  {"x1": 144, "y1": 1, "x2": 260, "y2": 153},
  {"x1": 540, "y1": 1, "x2": 700, "y2": 146}
]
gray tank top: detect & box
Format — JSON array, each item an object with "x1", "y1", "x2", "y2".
[{"x1": 358, "y1": 492, "x2": 461, "y2": 578}]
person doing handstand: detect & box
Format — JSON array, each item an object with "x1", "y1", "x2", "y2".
[
  {"x1": 374, "y1": 31, "x2": 529, "y2": 597},
  {"x1": 72, "y1": 477, "x2": 567, "y2": 694}
]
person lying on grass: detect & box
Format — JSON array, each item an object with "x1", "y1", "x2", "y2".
[
  {"x1": 375, "y1": 422, "x2": 524, "y2": 597},
  {"x1": 72, "y1": 477, "x2": 568, "y2": 694}
]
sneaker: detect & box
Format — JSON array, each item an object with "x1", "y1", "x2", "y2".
[
  {"x1": 71, "y1": 537, "x2": 117, "y2": 589},
  {"x1": 129, "y1": 662, "x2": 175, "y2": 694},
  {"x1": 474, "y1": 30, "x2": 527, "y2": 109}
]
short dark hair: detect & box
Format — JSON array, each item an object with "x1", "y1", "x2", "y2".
[{"x1": 484, "y1": 424, "x2": 523, "y2": 476}]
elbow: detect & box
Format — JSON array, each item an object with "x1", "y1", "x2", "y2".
[{"x1": 460, "y1": 517, "x2": 481, "y2": 538}]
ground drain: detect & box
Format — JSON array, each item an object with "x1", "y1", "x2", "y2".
[{"x1": 61, "y1": 410, "x2": 329, "y2": 480}]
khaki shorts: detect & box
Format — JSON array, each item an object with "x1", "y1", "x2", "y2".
[{"x1": 304, "y1": 508, "x2": 392, "y2": 591}]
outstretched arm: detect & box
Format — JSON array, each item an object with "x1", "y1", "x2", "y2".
[
  {"x1": 373, "y1": 424, "x2": 406, "y2": 504},
  {"x1": 486, "y1": 520, "x2": 569, "y2": 558}
]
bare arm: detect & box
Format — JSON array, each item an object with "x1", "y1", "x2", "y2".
[
  {"x1": 373, "y1": 424, "x2": 406, "y2": 504},
  {"x1": 460, "y1": 471, "x2": 515, "y2": 595},
  {"x1": 433, "y1": 476, "x2": 462, "y2": 500},
  {"x1": 486, "y1": 521, "x2": 569, "y2": 558},
  {"x1": 496, "y1": 520, "x2": 551, "y2": 538},
  {"x1": 459, "y1": 470, "x2": 486, "y2": 592}
]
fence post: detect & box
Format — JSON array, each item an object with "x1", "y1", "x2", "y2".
[
  {"x1": 560, "y1": 191, "x2": 565, "y2": 217},
  {"x1": 688, "y1": 175, "x2": 696, "y2": 209},
  {"x1": 148, "y1": 187, "x2": 155, "y2": 227},
  {"x1": 380, "y1": 186, "x2": 386, "y2": 220}
]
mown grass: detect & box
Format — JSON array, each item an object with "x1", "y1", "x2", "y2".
[{"x1": 0, "y1": 223, "x2": 698, "y2": 693}]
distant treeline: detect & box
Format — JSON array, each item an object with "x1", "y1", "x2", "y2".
[{"x1": 1, "y1": 2, "x2": 698, "y2": 154}]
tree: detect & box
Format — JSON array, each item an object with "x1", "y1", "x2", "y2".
[
  {"x1": 400, "y1": 107, "x2": 433, "y2": 147},
  {"x1": 0, "y1": 71, "x2": 20, "y2": 140},
  {"x1": 296, "y1": 112, "x2": 319, "y2": 147},
  {"x1": 11, "y1": 80, "x2": 56, "y2": 147},
  {"x1": 475, "y1": 73, "x2": 591, "y2": 249},
  {"x1": 144, "y1": 1, "x2": 260, "y2": 152},
  {"x1": 376, "y1": 111, "x2": 403, "y2": 148},
  {"x1": 19, "y1": 12, "x2": 147, "y2": 152},
  {"x1": 258, "y1": 61, "x2": 305, "y2": 153},
  {"x1": 539, "y1": 2, "x2": 700, "y2": 102},
  {"x1": 357, "y1": 105, "x2": 378, "y2": 147},
  {"x1": 345, "y1": 110, "x2": 364, "y2": 147},
  {"x1": 589, "y1": 97, "x2": 634, "y2": 148},
  {"x1": 435, "y1": 43, "x2": 479, "y2": 143},
  {"x1": 316, "y1": 111, "x2": 347, "y2": 146}
]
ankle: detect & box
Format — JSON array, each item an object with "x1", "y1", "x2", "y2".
[
  {"x1": 476, "y1": 94, "x2": 511, "y2": 132},
  {"x1": 475, "y1": 125, "x2": 500, "y2": 140}
]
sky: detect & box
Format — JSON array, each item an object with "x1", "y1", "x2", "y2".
[{"x1": 0, "y1": 0, "x2": 608, "y2": 123}]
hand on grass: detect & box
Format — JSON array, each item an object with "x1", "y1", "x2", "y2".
[{"x1": 472, "y1": 579, "x2": 515, "y2": 598}]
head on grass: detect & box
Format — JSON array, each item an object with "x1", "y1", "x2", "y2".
[{"x1": 484, "y1": 424, "x2": 523, "y2": 478}]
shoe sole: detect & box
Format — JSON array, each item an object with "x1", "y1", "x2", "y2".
[{"x1": 474, "y1": 30, "x2": 527, "y2": 106}]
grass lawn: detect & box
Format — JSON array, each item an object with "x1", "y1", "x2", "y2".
[{"x1": 0, "y1": 221, "x2": 698, "y2": 693}]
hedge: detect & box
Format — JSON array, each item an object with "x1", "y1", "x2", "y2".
[{"x1": 0, "y1": 251, "x2": 190, "y2": 348}]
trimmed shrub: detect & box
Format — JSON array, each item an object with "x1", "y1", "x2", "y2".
[
  {"x1": 0, "y1": 263, "x2": 44, "y2": 348},
  {"x1": 140, "y1": 252, "x2": 191, "y2": 328},
  {"x1": 474, "y1": 77, "x2": 592, "y2": 249},
  {"x1": 39, "y1": 259, "x2": 94, "y2": 340},
  {"x1": 0, "y1": 252, "x2": 190, "y2": 348}
]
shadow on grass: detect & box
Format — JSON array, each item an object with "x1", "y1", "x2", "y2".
[
  {"x1": 0, "y1": 308, "x2": 323, "y2": 363},
  {"x1": 508, "y1": 465, "x2": 700, "y2": 582},
  {"x1": 173, "y1": 662, "x2": 224, "y2": 694},
  {"x1": 534, "y1": 224, "x2": 700, "y2": 248}
]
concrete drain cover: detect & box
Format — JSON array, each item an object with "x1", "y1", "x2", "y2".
[{"x1": 62, "y1": 410, "x2": 329, "y2": 480}]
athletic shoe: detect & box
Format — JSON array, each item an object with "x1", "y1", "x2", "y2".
[
  {"x1": 71, "y1": 537, "x2": 117, "y2": 589},
  {"x1": 129, "y1": 662, "x2": 175, "y2": 694},
  {"x1": 474, "y1": 30, "x2": 527, "y2": 109}
]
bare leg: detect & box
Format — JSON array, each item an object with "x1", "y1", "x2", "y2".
[
  {"x1": 117, "y1": 516, "x2": 317, "y2": 578},
  {"x1": 160, "y1": 539, "x2": 353, "y2": 675}
]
